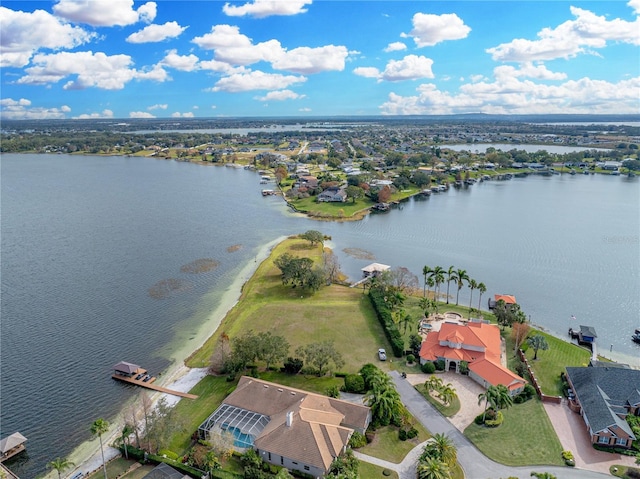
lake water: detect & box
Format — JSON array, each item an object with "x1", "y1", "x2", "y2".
[
  {"x1": 1, "y1": 153, "x2": 639, "y2": 477},
  {"x1": 441, "y1": 143, "x2": 611, "y2": 154}
]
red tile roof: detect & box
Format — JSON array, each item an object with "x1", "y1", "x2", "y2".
[{"x1": 494, "y1": 294, "x2": 517, "y2": 304}]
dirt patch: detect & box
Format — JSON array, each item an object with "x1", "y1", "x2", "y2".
[{"x1": 180, "y1": 258, "x2": 220, "y2": 274}]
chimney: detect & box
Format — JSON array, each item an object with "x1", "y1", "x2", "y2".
[{"x1": 286, "y1": 411, "x2": 293, "y2": 427}]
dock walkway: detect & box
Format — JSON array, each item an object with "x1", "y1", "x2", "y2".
[{"x1": 111, "y1": 374, "x2": 198, "y2": 399}]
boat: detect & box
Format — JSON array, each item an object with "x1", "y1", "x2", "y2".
[{"x1": 632, "y1": 328, "x2": 640, "y2": 344}]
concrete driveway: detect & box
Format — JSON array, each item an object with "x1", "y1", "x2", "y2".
[{"x1": 544, "y1": 401, "x2": 638, "y2": 474}]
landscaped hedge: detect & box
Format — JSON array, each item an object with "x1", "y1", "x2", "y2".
[{"x1": 368, "y1": 288, "x2": 404, "y2": 357}]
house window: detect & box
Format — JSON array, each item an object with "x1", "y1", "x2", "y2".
[
  {"x1": 598, "y1": 436, "x2": 609, "y2": 444},
  {"x1": 268, "y1": 452, "x2": 271, "y2": 461},
  {"x1": 616, "y1": 438, "x2": 627, "y2": 446},
  {"x1": 280, "y1": 456, "x2": 283, "y2": 465},
  {"x1": 304, "y1": 466, "x2": 310, "y2": 471}
]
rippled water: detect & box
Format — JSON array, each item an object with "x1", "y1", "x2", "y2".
[{"x1": 1, "y1": 154, "x2": 638, "y2": 477}]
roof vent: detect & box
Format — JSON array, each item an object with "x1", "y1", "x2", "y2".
[
  {"x1": 263, "y1": 384, "x2": 269, "y2": 388},
  {"x1": 277, "y1": 388, "x2": 283, "y2": 392}
]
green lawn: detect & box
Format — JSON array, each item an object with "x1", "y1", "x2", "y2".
[
  {"x1": 517, "y1": 330, "x2": 591, "y2": 396},
  {"x1": 358, "y1": 422, "x2": 430, "y2": 463},
  {"x1": 414, "y1": 384, "x2": 461, "y2": 417},
  {"x1": 464, "y1": 399, "x2": 564, "y2": 466},
  {"x1": 359, "y1": 461, "x2": 399, "y2": 479},
  {"x1": 187, "y1": 238, "x2": 387, "y2": 372},
  {"x1": 167, "y1": 375, "x2": 237, "y2": 454}
]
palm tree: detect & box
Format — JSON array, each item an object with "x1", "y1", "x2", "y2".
[
  {"x1": 417, "y1": 457, "x2": 451, "y2": 479},
  {"x1": 366, "y1": 386, "x2": 402, "y2": 426},
  {"x1": 493, "y1": 384, "x2": 514, "y2": 410},
  {"x1": 478, "y1": 385, "x2": 500, "y2": 422},
  {"x1": 468, "y1": 279, "x2": 478, "y2": 318},
  {"x1": 454, "y1": 269, "x2": 468, "y2": 305},
  {"x1": 445, "y1": 266, "x2": 455, "y2": 304},
  {"x1": 477, "y1": 282, "x2": 486, "y2": 311},
  {"x1": 426, "y1": 278, "x2": 435, "y2": 304},
  {"x1": 425, "y1": 433, "x2": 457, "y2": 467},
  {"x1": 422, "y1": 266, "x2": 433, "y2": 297},
  {"x1": 438, "y1": 384, "x2": 457, "y2": 406},
  {"x1": 47, "y1": 457, "x2": 75, "y2": 479},
  {"x1": 424, "y1": 375, "x2": 443, "y2": 394},
  {"x1": 120, "y1": 423, "x2": 134, "y2": 460},
  {"x1": 431, "y1": 266, "x2": 445, "y2": 301},
  {"x1": 90, "y1": 418, "x2": 110, "y2": 479}
]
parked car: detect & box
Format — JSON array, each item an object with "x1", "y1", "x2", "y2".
[{"x1": 378, "y1": 348, "x2": 387, "y2": 361}]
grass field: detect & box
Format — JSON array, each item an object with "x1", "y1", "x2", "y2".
[
  {"x1": 464, "y1": 399, "x2": 564, "y2": 466},
  {"x1": 358, "y1": 422, "x2": 430, "y2": 463},
  {"x1": 186, "y1": 237, "x2": 388, "y2": 372},
  {"x1": 359, "y1": 461, "x2": 399, "y2": 479},
  {"x1": 516, "y1": 330, "x2": 591, "y2": 396}
]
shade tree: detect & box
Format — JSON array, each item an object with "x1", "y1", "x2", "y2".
[{"x1": 295, "y1": 340, "x2": 344, "y2": 376}]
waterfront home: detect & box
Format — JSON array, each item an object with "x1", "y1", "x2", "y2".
[
  {"x1": 197, "y1": 377, "x2": 370, "y2": 478},
  {"x1": 487, "y1": 294, "x2": 517, "y2": 310},
  {"x1": 317, "y1": 187, "x2": 347, "y2": 202},
  {"x1": 565, "y1": 366, "x2": 639, "y2": 449},
  {"x1": 602, "y1": 161, "x2": 622, "y2": 171},
  {"x1": 419, "y1": 321, "x2": 526, "y2": 395}
]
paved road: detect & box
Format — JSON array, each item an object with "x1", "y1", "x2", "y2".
[{"x1": 354, "y1": 371, "x2": 613, "y2": 479}]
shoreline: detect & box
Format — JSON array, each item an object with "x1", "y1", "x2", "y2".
[{"x1": 57, "y1": 235, "x2": 289, "y2": 479}]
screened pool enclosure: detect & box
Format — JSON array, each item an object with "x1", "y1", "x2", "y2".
[{"x1": 198, "y1": 403, "x2": 270, "y2": 449}]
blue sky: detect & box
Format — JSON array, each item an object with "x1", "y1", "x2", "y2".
[{"x1": 1, "y1": 0, "x2": 639, "y2": 119}]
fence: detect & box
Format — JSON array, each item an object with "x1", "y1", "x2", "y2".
[{"x1": 517, "y1": 349, "x2": 563, "y2": 404}]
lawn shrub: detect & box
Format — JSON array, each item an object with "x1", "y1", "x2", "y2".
[
  {"x1": 435, "y1": 359, "x2": 445, "y2": 371},
  {"x1": 282, "y1": 357, "x2": 303, "y2": 374},
  {"x1": 344, "y1": 374, "x2": 365, "y2": 393},
  {"x1": 348, "y1": 431, "x2": 367, "y2": 448},
  {"x1": 368, "y1": 288, "x2": 405, "y2": 357},
  {"x1": 628, "y1": 469, "x2": 640, "y2": 479},
  {"x1": 158, "y1": 449, "x2": 179, "y2": 460},
  {"x1": 485, "y1": 411, "x2": 504, "y2": 427},
  {"x1": 406, "y1": 354, "x2": 416, "y2": 364},
  {"x1": 421, "y1": 362, "x2": 436, "y2": 374},
  {"x1": 325, "y1": 385, "x2": 340, "y2": 398},
  {"x1": 406, "y1": 427, "x2": 418, "y2": 439},
  {"x1": 398, "y1": 429, "x2": 407, "y2": 441}
]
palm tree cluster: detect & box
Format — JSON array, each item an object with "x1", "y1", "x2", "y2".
[
  {"x1": 477, "y1": 384, "x2": 514, "y2": 423},
  {"x1": 424, "y1": 376, "x2": 458, "y2": 406},
  {"x1": 417, "y1": 433, "x2": 457, "y2": 479},
  {"x1": 361, "y1": 364, "x2": 404, "y2": 427},
  {"x1": 421, "y1": 265, "x2": 486, "y2": 314}
]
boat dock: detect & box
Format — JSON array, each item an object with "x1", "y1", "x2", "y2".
[
  {"x1": 1, "y1": 432, "x2": 27, "y2": 466},
  {"x1": 112, "y1": 361, "x2": 198, "y2": 400}
]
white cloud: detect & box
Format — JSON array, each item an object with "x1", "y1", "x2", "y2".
[
  {"x1": 487, "y1": 6, "x2": 640, "y2": 62},
  {"x1": 171, "y1": 111, "x2": 195, "y2": 117},
  {"x1": 73, "y1": 109, "x2": 114, "y2": 119},
  {"x1": 381, "y1": 55, "x2": 434, "y2": 81},
  {"x1": 199, "y1": 59, "x2": 247, "y2": 74},
  {"x1": 469, "y1": 74, "x2": 485, "y2": 83},
  {"x1": 136, "y1": 64, "x2": 170, "y2": 82},
  {"x1": 384, "y1": 42, "x2": 407, "y2": 53},
  {"x1": 494, "y1": 63, "x2": 567, "y2": 81},
  {"x1": 379, "y1": 75, "x2": 640, "y2": 115},
  {"x1": 0, "y1": 6, "x2": 94, "y2": 67},
  {"x1": 353, "y1": 67, "x2": 381, "y2": 78},
  {"x1": 148, "y1": 104, "x2": 167, "y2": 110},
  {"x1": 354, "y1": 55, "x2": 434, "y2": 82},
  {"x1": 53, "y1": 0, "x2": 157, "y2": 27},
  {"x1": 299, "y1": 107, "x2": 312, "y2": 112},
  {"x1": 222, "y1": 0, "x2": 311, "y2": 18},
  {"x1": 160, "y1": 50, "x2": 199, "y2": 71},
  {"x1": 193, "y1": 24, "x2": 348, "y2": 73},
  {"x1": 629, "y1": 0, "x2": 640, "y2": 14},
  {"x1": 212, "y1": 70, "x2": 306, "y2": 92},
  {"x1": 255, "y1": 90, "x2": 305, "y2": 101},
  {"x1": 127, "y1": 22, "x2": 187, "y2": 43},
  {"x1": 0, "y1": 98, "x2": 72, "y2": 120},
  {"x1": 130, "y1": 111, "x2": 156, "y2": 118},
  {"x1": 402, "y1": 13, "x2": 471, "y2": 47},
  {"x1": 271, "y1": 45, "x2": 349, "y2": 74}
]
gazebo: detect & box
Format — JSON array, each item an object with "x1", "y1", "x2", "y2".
[
  {"x1": 0, "y1": 432, "x2": 27, "y2": 461},
  {"x1": 113, "y1": 361, "x2": 141, "y2": 378}
]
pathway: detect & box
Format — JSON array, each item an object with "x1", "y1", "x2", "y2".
[{"x1": 354, "y1": 371, "x2": 614, "y2": 479}]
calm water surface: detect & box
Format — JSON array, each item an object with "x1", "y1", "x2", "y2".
[{"x1": 1, "y1": 154, "x2": 638, "y2": 477}]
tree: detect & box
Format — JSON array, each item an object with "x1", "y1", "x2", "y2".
[
  {"x1": 477, "y1": 282, "x2": 486, "y2": 311},
  {"x1": 209, "y1": 331, "x2": 232, "y2": 374},
  {"x1": 120, "y1": 423, "x2": 134, "y2": 459},
  {"x1": 366, "y1": 382, "x2": 402, "y2": 426},
  {"x1": 256, "y1": 331, "x2": 290, "y2": 370},
  {"x1": 423, "y1": 433, "x2": 457, "y2": 467},
  {"x1": 431, "y1": 266, "x2": 445, "y2": 300},
  {"x1": 454, "y1": 269, "x2": 469, "y2": 305},
  {"x1": 422, "y1": 266, "x2": 433, "y2": 298},
  {"x1": 445, "y1": 266, "x2": 455, "y2": 304},
  {"x1": 300, "y1": 230, "x2": 324, "y2": 246},
  {"x1": 203, "y1": 451, "x2": 221, "y2": 475},
  {"x1": 478, "y1": 385, "x2": 500, "y2": 422},
  {"x1": 468, "y1": 279, "x2": 478, "y2": 318},
  {"x1": 90, "y1": 418, "x2": 110, "y2": 479},
  {"x1": 417, "y1": 457, "x2": 451, "y2": 479},
  {"x1": 512, "y1": 322, "x2": 531, "y2": 354},
  {"x1": 273, "y1": 253, "x2": 324, "y2": 291},
  {"x1": 493, "y1": 300, "x2": 511, "y2": 330},
  {"x1": 438, "y1": 384, "x2": 457, "y2": 406},
  {"x1": 389, "y1": 266, "x2": 420, "y2": 294},
  {"x1": 527, "y1": 334, "x2": 549, "y2": 360},
  {"x1": 425, "y1": 375, "x2": 443, "y2": 395},
  {"x1": 47, "y1": 457, "x2": 75, "y2": 479},
  {"x1": 345, "y1": 185, "x2": 364, "y2": 203},
  {"x1": 295, "y1": 340, "x2": 344, "y2": 376},
  {"x1": 323, "y1": 250, "x2": 341, "y2": 283},
  {"x1": 377, "y1": 185, "x2": 392, "y2": 203},
  {"x1": 140, "y1": 392, "x2": 153, "y2": 451},
  {"x1": 492, "y1": 384, "x2": 514, "y2": 411},
  {"x1": 419, "y1": 297, "x2": 436, "y2": 318}
]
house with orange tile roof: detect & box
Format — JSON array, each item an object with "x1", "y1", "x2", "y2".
[
  {"x1": 197, "y1": 376, "x2": 371, "y2": 478},
  {"x1": 419, "y1": 321, "x2": 526, "y2": 395},
  {"x1": 488, "y1": 294, "x2": 517, "y2": 309}
]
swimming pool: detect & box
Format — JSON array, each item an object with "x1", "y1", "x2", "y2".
[{"x1": 221, "y1": 423, "x2": 254, "y2": 448}]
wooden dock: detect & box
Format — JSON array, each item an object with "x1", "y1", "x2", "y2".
[{"x1": 112, "y1": 374, "x2": 198, "y2": 399}]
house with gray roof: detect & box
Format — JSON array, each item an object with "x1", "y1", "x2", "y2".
[
  {"x1": 197, "y1": 377, "x2": 370, "y2": 478},
  {"x1": 565, "y1": 366, "x2": 640, "y2": 449}
]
